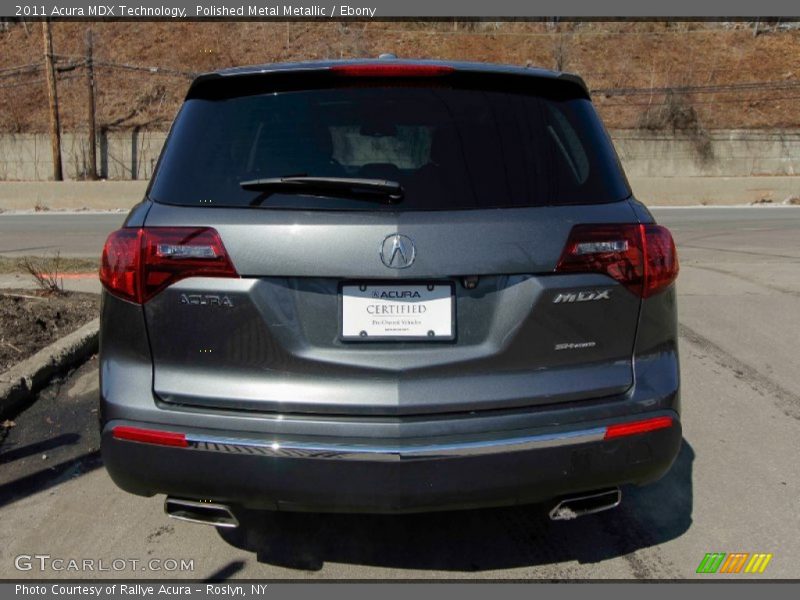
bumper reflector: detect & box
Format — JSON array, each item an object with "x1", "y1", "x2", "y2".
[
  {"x1": 603, "y1": 416, "x2": 674, "y2": 440},
  {"x1": 112, "y1": 426, "x2": 188, "y2": 447}
]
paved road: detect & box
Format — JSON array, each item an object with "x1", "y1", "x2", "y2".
[
  {"x1": 0, "y1": 213, "x2": 127, "y2": 258},
  {"x1": 1, "y1": 207, "x2": 799, "y2": 579}
]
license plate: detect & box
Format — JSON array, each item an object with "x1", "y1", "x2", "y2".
[{"x1": 341, "y1": 283, "x2": 455, "y2": 341}]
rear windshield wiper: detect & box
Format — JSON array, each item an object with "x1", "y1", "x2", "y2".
[{"x1": 241, "y1": 176, "x2": 404, "y2": 206}]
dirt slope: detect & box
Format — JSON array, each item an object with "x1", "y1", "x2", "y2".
[{"x1": 1, "y1": 20, "x2": 799, "y2": 132}]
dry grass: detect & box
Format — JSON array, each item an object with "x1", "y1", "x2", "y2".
[
  {"x1": 638, "y1": 92, "x2": 714, "y2": 163},
  {"x1": 0, "y1": 21, "x2": 799, "y2": 132},
  {"x1": 0, "y1": 255, "x2": 98, "y2": 275},
  {"x1": 16, "y1": 253, "x2": 68, "y2": 296}
]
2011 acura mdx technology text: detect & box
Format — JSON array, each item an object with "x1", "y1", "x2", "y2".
[{"x1": 99, "y1": 58, "x2": 681, "y2": 527}]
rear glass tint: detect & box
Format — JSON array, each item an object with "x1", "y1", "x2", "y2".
[{"x1": 149, "y1": 83, "x2": 630, "y2": 210}]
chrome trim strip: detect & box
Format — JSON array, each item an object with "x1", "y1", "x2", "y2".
[{"x1": 184, "y1": 426, "x2": 607, "y2": 461}]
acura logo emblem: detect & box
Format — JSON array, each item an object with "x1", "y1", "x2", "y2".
[{"x1": 380, "y1": 234, "x2": 415, "y2": 269}]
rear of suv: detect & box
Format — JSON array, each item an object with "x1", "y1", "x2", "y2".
[{"x1": 99, "y1": 59, "x2": 680, "y2": 525}]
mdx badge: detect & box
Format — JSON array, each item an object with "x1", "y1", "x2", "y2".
[{"x1": 553, "y1": 290, "x2": 611, "y2": 304}]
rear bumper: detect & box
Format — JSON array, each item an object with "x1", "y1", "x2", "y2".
[{"x1": 101, "y1": 413, "x2": 681, "y2": 513}]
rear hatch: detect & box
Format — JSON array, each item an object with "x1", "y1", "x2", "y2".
[{"x1": 141, "y1": 62, "x2": 641, "y2": 417}]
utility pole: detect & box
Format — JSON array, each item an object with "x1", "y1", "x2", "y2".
[
  {"x1": 85, "y1": 29, "x2": 98, "y2": 180},
  {"x1": 42, "y1": 20, "x2": 63, "y2": 181}
]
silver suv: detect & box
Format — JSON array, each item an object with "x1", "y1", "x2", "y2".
[{"x1": 99, "y1": 59, "x2": 680, "y2": 527}]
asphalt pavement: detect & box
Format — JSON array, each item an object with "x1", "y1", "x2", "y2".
[
  {"x1": 0, "y1": 206, "x2": 798, "y2": 579},
  {"x1": 0, "y1": 212, "x2": 127, "y2": 258}
]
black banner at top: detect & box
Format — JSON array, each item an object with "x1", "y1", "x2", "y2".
[{"x1": 3, "y1": 0, "x2": 800, "y2": 18}]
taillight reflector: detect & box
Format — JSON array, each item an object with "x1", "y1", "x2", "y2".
[
  {"x1": 604, "y1": 416, "x2": 674, "y2": 440},
  {"x1": 112, "y1": 426, "x2": 188, "y2": 447},
  {"x1": 330, "y1": 64, "x2": 454, "y2": 78},
  {"x1": 100, "y1": 227, "x2": 238, "y2": 304},
  {"x1": 555, "y1": 223, "x2": 678, "y2": 298}
]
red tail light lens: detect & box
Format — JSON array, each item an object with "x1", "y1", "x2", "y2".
[
  {"x1": 641, "y1": 224, "x2": 680, "y2": 298},
  {"x1": 141, "y1": 228, "x2": 238, "y2": 301},
  {"x1": 100, "y1": 227, "x2": 238, "y2": 304},
  {"x1": 100, "y1": 228, "x2": 142, "y2": 304},
  {"x1": 112, "y1": 425, "x2": 188, "y2": 447},
  {"x1": 555, "y1": 223, "x2": 678, "y2": 298},
  {"x1": 556, "y1": 224, "x2": 645, "y2": 296},
  {"x1": 330, "y1": 64, "x2": 454, "y2": 78},
  {"x1": 604, "y1": 416, "x2": 674, "y2": 440}
]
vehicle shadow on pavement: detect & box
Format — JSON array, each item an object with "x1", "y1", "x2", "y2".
[
  {"x1": 218, "y1": 440, "x2": 694, "y2": 573},
  {"x1": 0, "y1": 432, "x2": 80, "y2": 464},
  {"x1": 0, "y1": 449, "x2": 102, "y2": 509},
  {"x1": 0, "y1": 360, "x2": 102, "y2": 509}
]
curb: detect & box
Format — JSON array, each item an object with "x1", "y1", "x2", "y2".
[{"x1": 0, "y1": 317, "x2": 99, "y2": 419}]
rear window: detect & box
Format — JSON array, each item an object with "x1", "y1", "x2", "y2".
[{"x1": 149, "y1": 82, "x2": 630, "y2": 210}]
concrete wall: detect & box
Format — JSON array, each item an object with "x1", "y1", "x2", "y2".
[
  {"x1": 0, "y1": 130, "x2": 167, "y2": 181},
  {"x1": 614, "y1": 130, "x2": 800, "y2": 177},
  {"x1": 2, "y1": 177, "x2": 799, "y2": 211},
  {"x1": 2, "y1": 129, "x2": 800, "y2": 181},
  {"x1": 0, "y1": 180, "x2": 148, "y2": 211}
]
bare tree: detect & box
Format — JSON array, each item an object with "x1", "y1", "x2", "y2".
[{"x1": 552, "y1": 33, "x2": 570, "y2": 72}]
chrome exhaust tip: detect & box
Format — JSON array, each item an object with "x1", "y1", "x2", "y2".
[
  {"x1": 549, "y1": 488, "x2": 622, "y2": 521},
  {"x1": 164, "y1": 497, "x2": 239, "y2": 528}
]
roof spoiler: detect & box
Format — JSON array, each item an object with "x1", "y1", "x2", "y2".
[{"x1": 186, "y1": 61, "x2": 590, "y2": 100}]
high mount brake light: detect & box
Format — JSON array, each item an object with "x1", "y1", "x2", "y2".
[
  {"x1": 555, "y1": 223, "x2": 678, "y2": 298},
  {"x1": 100, "y1": 227, "x2": 238, "y2": 304},
  {"x1": 330, "y1": 64, "x2": 455, "y2": 78}
]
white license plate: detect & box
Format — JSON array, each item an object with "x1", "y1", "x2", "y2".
[{"x1": 341, "y1": 283, "x2": 454, "y2": 341}]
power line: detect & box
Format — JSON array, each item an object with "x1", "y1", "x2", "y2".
[
  {"x1": 0, "y1": 60, "x2": 81, "y2": 79},
  {"x1": 92, "y1": 60, "x2": 194, "y2": 77},
  {"x1": 600, "y1": 93, "x2": 800, "y2": 107},
  {"x1": 0, "y1": 78, "x2": 43, "y2": 89},
  {"x1": 0, "y1": 62, "x2": 42, "y2": 76},
  {"x1": 372, "y1": 25, "x2": 791, "y2": 38},
  {"x1": 593, "y1": 80, "x2": 800, "y2": 96}
]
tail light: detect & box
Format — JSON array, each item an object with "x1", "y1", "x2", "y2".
[
  {"x1": 555, "y1": 223, "x2": 678, "y2": 298},
  {"x1": 99, "y1": 228, "x2": 142, "y2": 303},
  {"x1": 330, "y1": 64, "x2": 454, "y2": 78},
  {"x1": 640, "y1": 224, "x2": 680, "y2": 298},
  {"x1": 100, "y1": 227, "x2": 238, "y2": 304}
]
